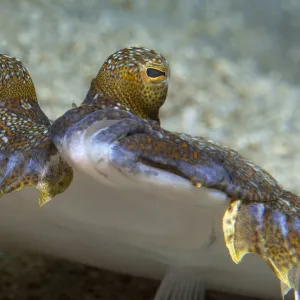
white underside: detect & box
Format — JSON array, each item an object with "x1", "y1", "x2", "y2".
[
  {"x1": 0, "y1": 172, "x2": 282, "y2": 299},
  {"x1": 0, "y1": 121, "x2": 283, "y2": 299}
]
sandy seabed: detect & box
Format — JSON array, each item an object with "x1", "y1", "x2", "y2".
[{"x1": 0, "y1": 0, "x2": 299, "y2": 299}]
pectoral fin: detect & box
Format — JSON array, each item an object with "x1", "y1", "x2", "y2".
[{"x1": 223, "y1": 197, "x2": 300, "y2": 300}]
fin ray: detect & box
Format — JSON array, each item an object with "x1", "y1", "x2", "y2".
[{"x1": 154, "y1": 269, "x2": 205, "y2": 300}]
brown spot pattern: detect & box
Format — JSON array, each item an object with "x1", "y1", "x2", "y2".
[
  {"x1": 0, "y1": 53, "x2": 73, "y2": 205},
  {"x1": 51, "y1": 46, "x2": 300, "y2": 293}
]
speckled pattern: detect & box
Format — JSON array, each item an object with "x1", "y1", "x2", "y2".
[
  {"x1": 2, "y1": 1, "x2": 300, "y2": 299},
  {"x1": 223, "y1": 197, "x2": 300, "y2": 287},
  {"x1": 51, "y1": 47, "x2": 300, "y2": 292},
  {"x1": 0, "y1": 54, "x2": 49, "y2": 124},
  {"x1": 0, "y1": 53, "x2": 73, "y2": 206},
  {"x1": 84, "y1": 46, "x2": 169, "y2": 122},
  {"x1": 53, "y1": 47, "x2": 284, "y2": 201},
  {"x1": 1, "y1": 45, "x2": 300, "y2": 297}
]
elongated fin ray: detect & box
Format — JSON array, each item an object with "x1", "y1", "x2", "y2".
[
  {"x1": 281, "y1": 280, "x2": 291, "y2": 299},
  {"x1": 154, "y1": 268, "x2": 205, "y2": 300}
]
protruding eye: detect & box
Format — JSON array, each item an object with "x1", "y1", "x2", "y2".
[{"x1": 146, "y1": 68, "x2": 166, "y2": 78}]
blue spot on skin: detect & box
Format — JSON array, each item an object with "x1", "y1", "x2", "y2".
[
  {"x1": 270, "y1": 210, "x2": 289, "y2": 238},
  {"x1": 248, "y1": 203, "x2": 266, "y2": 231},
  {"x1": 292, "y1": 216, "x2": 300, "y2": 232}
]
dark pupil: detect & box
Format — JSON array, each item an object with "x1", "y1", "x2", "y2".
[{"x1": 146, "y1": 68, "x2": 165, "y2": 78}]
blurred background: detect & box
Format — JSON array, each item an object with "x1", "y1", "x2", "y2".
[{"x1": 1, "y1": 0, "x2": 300, "y2": 299}]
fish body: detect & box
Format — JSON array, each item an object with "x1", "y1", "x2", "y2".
[
  {"x1": 0, "y1": 171, "x2": 280, "y2": 299},
  {"x1": 1, "y1": 47, "x2": 300, "y2": 299}
]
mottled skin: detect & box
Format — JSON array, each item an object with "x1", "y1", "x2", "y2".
[
  {"x1": 83, "y1": 47, "x2": 169, "y2": 122},
  {"x1": 51, "y1": 47, "x2": 300, "y2": 298},
  {"x1": 0, "y1": 54, "x2": 73, "y2": 206},
  {"x1": 1, "y1": 47, "x2": 300, "y2": 297}
]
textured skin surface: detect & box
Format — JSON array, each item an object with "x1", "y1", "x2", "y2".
[
  {"x1": 0, "y1": 54, "x2": 73, "y2": 206},
  {"x1": 2, "y1": 47, "x2": 300, "y2": 296},
  {"x1": 0, "y1": 54, "x2": 49, "y2": 124},
  {"x1": 83, "y1": 47, "x2": 169, "y2": 122},
  {"x1": 51, "y1": 47, "x2": 300, "y2": 297},
  {"x1": 223, "y1": 194, "x2": 300, "y2": 295}
]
